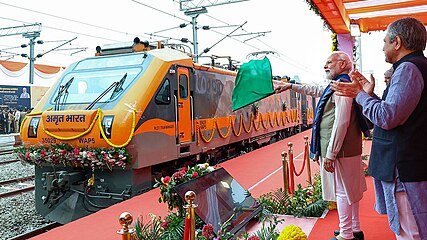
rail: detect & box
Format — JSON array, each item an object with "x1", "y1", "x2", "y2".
[
  {"x1": 0, "y1": 175, "x2": 35, "y2": 198},
  {"x1": 9, "y1": 222, "x2": 62, "y2": 240},
  {"x1": 0, "y1": 159, "x2": 19, "y2": 165},
  {"x1": 0, "y1": 146, "x2": 19, "y2": 165}
]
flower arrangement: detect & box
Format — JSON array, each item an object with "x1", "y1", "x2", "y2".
[
  {"x1": 278, "y1": 224, "x2": 307, "y2": 240},
  {"x1": 239, "y1": 214, "x2": 284, "y2": 240},
  {"x1": 257, "y1": 175, "x2": 327, "y2": 218},
  {"x1": 15, "y1": 143, "x2": 131, "y2": 171},
  {"x1": 154, "y1": 163, "x2": 215, "y2": 215},
  {"x1": 134, "y1": 169, "x2": 323, "y2": 239},
  {"x1": 197, "y1": 215, "x2": 234, "y2": 240}
]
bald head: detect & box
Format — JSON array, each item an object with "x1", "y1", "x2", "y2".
[{"x1": 331, "y1": 51, "x2": 353, "y2": 73}]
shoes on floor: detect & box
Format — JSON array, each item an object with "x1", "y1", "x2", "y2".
[
  {"x1": 333, "y1": 230, "x2": 364, "y2": 240},
  {"x1": 330, "y1": 236, "x2": 355, "y2": 240}
]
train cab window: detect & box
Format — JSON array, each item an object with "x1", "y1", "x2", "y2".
[
  {"x1": 179, "y1": 74, "x2": 188, "y2": 99},
  {"x1": 77, "y1": 81, "x2": 88, "y2": 94},
  {"x1": 155, "y1": 79, "x2": 171, "y2": 105}
]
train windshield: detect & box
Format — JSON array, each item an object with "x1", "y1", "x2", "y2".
[{"x1": 51, "y1": 54, "x2": 145, "y2": 105}]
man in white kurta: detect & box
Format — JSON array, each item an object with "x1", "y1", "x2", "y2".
[{"x1": 276, "y1": 51, "x2": 367, "y2": 240}]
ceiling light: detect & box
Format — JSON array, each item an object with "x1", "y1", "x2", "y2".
[{"x1": 350, "y1": 23, "x2": 361, "y2": 37}]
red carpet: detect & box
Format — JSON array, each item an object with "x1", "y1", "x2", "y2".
[
  {"x1": 308, "y1": 176, "x2": 396, "y2": 239},
  {"x1": 308, "y1": 140, "x2": 396, "y2": 239},
  {"x1": 30, "y1": 131, "x2": 395, "y2": 239}
]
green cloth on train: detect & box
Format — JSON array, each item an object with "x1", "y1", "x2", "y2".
[{"x1": 231, "y1": 57, "x2": 274, "y2": 111}]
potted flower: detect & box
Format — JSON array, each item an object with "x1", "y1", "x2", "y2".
[{"x1": 154, "y1": 163, "x2": 215, "y2": 216}]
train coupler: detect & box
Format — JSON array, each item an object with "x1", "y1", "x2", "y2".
[{"x1": 41, "y1": 171, "x2": 84, "y2": 207}]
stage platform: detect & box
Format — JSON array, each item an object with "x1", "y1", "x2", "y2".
[
  {"x1": 28, "y1": 130, "x2": 394, "y2": 239},
  {"x1": 30, "y1": 130, "x2": 316, "y2": 239}
]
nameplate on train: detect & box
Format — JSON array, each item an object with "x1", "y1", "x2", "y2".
[
  {"x1": 42, "y1": 111, "x2": 97, "y2": 131},
  {"x1": 45, "y1": 114, "x2": 86, "y2": 125}
]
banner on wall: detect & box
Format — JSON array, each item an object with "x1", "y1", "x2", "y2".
[{"x1": 0, "y1": 85, "x2": 31, "y2": 109}]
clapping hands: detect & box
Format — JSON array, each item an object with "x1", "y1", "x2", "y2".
[{"x1": 330, "y1": 71, "x2": 375, "y2": 98}]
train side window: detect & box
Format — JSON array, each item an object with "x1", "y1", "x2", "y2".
[
  {"x1": 179, "y1": 74, "x2": 188, "y2": 99},
  {"x1": 155, "y1": 79, "x2": 171, "y2": 105}
]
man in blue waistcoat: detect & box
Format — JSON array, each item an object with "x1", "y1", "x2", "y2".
[
  {"x1": 276, "y1": 51, "x2": 367, "y2": 240},
  {"x1": 332, "y1": 17, "x2": 427, "y2": 240}
]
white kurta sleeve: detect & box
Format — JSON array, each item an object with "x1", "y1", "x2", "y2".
[
  {"x1": 291, "y1": 83, "x2": 325, "y2": 97},
  {"x1": 326, "y1": 93, "x2": 353, "y2": 160}
]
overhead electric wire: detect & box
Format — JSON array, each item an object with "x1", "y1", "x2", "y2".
[
  {"x1": 169, "y1": 0, "x2": 311, "y2": 72},
  {"x1": 203, "y1": 14, "x2": 311, "y2": 73},
  {"x1": 0, "y1": 0, "x2": 312, "y2": 72},
  {"x1": 0, "y1": 16, "x2": 121, "y2": 43},
  {"x1": 134, "y1": 0, "x2": 311, "y2": 71},
  {"x1": 0, "y1": 1, "x2": 147, "y2": 38},
  {"x1": 131, "y1": 0, "x2": 190, "y2": 23}
]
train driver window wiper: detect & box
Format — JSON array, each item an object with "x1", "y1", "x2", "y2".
[
  {"x1": 109, "y1": 73, "x2": 127, "y2": 100},
  {"x1": 85, "y1": 73, "x2": 127, "y2": 110},
  {"x1": 53, "y1": 77, "x2": 74, "y2": 111}
]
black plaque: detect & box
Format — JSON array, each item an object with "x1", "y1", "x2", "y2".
[{"x1": 174, "y1": 168, "x2": 261, "y2": 234}]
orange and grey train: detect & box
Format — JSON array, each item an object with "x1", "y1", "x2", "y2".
[{"x1": 20, "y1": 42, "x2": 315, "y2": 223}]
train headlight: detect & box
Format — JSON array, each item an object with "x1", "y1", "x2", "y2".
[
  {"x1": 101, "y1": 116, "x2": 114, "y2": 139},
  {"x1": 28, "y1": 117, "x2": 40, "y2": 138}
]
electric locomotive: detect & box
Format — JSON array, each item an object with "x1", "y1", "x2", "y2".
[{"x1": 19, "y1": 40, "x2": 315, "y2": 223}]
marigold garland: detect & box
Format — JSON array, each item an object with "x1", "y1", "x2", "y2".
[{"x1": 332, "y1": 33, "x2": 339, "y2": 52}]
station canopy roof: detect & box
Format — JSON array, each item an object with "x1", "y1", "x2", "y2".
[{"x1": 312, "y1": 0, "x2": 427, "y2": 33}]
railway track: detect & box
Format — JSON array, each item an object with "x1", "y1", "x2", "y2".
[
  {"x1": 9, "y1": 222, "x2": 62, "y2": 240},
  {"x1": 0, "y1": 175, "x2": 35, "y2": 198},
  {"x1": 0, "y1": 146, "x2": 19, "y2": 165},
  {"x1": 0, "y1": 149, "x2": 14, "y2": 155},
  {"x1": 0, "y1": 158, "x2": 19, "y2": 165}
]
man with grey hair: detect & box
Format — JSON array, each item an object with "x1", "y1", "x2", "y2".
[
  {"x1": 332, "y1": 17, "x2": 427, "y2": 239},
  {"x1": 276, "y1": 51, "x2": 367, "y2": 240},
  {"x1": 384, "y1": 68, "x2": 393, "y2": 86}
]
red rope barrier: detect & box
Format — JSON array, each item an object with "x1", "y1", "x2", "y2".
[
  {"x1": 291, "y1": 148, "x2": 307, "y2": 176},
  {"x1": 288, "y1": 151, "x2": 294, "y2": 194}
]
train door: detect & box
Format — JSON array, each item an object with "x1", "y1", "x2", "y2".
[{"x1": 176, "y1": 67, "x2": 192, "y2": 144}]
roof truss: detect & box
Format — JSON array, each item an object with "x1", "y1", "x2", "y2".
[{"x1": 311, "y1": 0, "x2": 427, "y2": 33}]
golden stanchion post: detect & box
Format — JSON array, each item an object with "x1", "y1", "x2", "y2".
[
  {"x1": 288, "y1": 142, "x2": 295, "y2": 194},
  {"x1": 304, "y1": 136, "x2": 312, "y2": 185},
  {"x1": 281, "y1": 151, "x2": 289, "y2": 195},
  {"x1": 183, "y1": 191, "x2": 198, "y2": 240},
  {"x1": 117, "y1": 212, "x2": 135, "y2": 240}
]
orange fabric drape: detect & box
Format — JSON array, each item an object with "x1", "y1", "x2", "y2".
[
  {"x1": 34, "y1": 64, "x2": 62, "y2": 74},
  {"x1": 0, "y1": 60, "x2": 63, "y2": 74},
  {"x1": 0, "y1": 60, "x2": 27, "y2": 72}
]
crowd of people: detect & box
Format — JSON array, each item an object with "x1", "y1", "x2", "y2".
[{"x1": 0, "y1": 107, "x2": 31, "y2": 134}]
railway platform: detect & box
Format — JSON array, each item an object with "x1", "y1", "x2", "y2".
[
  {"x1": 25, "y1": 130, "x2": 394, "y2": 239},
  {"x1": 0, "y1": 133, "x2": 21, "y2": 156},
  {"x1": 0, "y1": 132, "x2": 20, "y2": 149}
]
